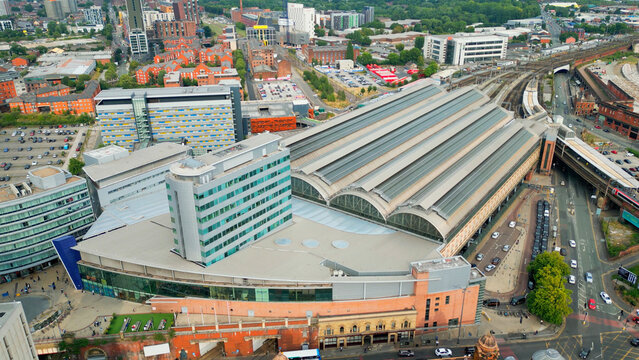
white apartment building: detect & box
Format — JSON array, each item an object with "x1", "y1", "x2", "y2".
[
  {"x1": 129, "y1": 29, "x2": 149, "y2": 55},
  {"x1": 287, "y1": 3, "x2": 315, "y2": 39},
  {"x1": 0, "y1": 302, "x2": 37, "y2": 360},
  {"x1": 83, "y1": 5, "x2": 104, "y2": 26},
  {"x1": 424, "y1": 34, "x2": 507, "y2": 66},
  {"x1": 83, "y1": 143, "x2": 190, "y2": 210},
  {"x1": 143, "y1": 10, "x2": 175, "y2": 30}
]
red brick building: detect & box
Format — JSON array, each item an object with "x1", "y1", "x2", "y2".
[
  {"x1": 154, "y1": 20, "x2": 197, "y2": 40},
  {"x1": 302, "y1": 45, "x2": 359, "y2": 65},
  {"x1": 574, "y1": 97, "x2": 596, "y2": 115},
  {"x1": 8, "y1": 80, "x2": 100, "y2": 115},
  {"x1": 598, "y1": 101, "x2": 639, "y2": 140}
]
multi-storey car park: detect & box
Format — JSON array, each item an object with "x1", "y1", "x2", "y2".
[
  {"x1": 95, "y1": 85, "x2": 243, "y2": 153},
  {"x1": 0, "y1": 167, "x2": 95, "y2": 279},
  {"x1": 66, "y1": 80, "x2": 545, "y2": 357}
]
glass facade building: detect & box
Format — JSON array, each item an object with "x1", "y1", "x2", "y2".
[
  {"x1": 0, "y1": 172, "x2": 95, "y2": 278},
  {"x1": 167, "y1": 133, "x2": 292, "y2": 266}
]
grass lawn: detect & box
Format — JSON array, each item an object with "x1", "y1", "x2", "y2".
[{"x1": 106, "y1": 313, "x2": 173, "y2": 334}]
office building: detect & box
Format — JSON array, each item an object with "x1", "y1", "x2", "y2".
[
  {"x1": 172, "y1": 0, "x2": 199, "y2": 25},
  {"x1": 424, "y1": 34, "x2": 507, "y2": 66},
  {"x1": 83, "y1": 143, "x2": 190, "y2": 210},
  {"x1": 0, "y1": 71, "x2": 25, "y2": 104},
  {"x1": 60, "y1": 0, "x2": 77, "y2": 15},
  {"x1": 0, "y1": 0, "x2": 8, "y2": 17},
  {"x1": 166, "y1": 133, "x2": 292, "y2": 266},
  {"x1": 247, "y1": 25, "x2": 277, "y2": 46},
  {"x1": 25, "y1": 58, "x2": 96, "y2": 84},
  {"x1": 126, "y1": 0, "x2": 148, "y2": 55},
  {"x1": 287, "y1": 3, "x2": 315, "y2": 39},
  {"x1": 0, "y1": 19, "x2": 13, "y2": 31},
  {"x1": 0, "y1": 302, "x2": 38, "y2": 360},
  {"x1": 363, "y1": 6, "x2": 374, "y2": 24},
  {"x1": 95, "y1": 85, "x2": 243, "y2": 152},
  {"x1": 302, "y1": 45, "x2": 359, "y2": 65},
  {"x1": 242, "y1": 100, "x2": 298, "y2": 133},
  {"x1": 44, "y1": 0, "x2": 64, "y2": 19},
  {"x1": 83, "y1": 6, "x2": 104, "y2": 26},
  {"x1": 0, "y1": 167, "x2": 95, "y2": 278},
  {"x1": 330, "y1": 12, "x2": 364, "y2": 31}
]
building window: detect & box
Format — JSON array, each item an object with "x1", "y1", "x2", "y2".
[
  {"x1": 365, "y1": 323, "x2": 370, "y2": 331},
  {"x1": 432, "y1": 321, "x2": 437, "y2": 327},
  {"x1": 402, "y1": 320, "x2": 409, "y2": 329},
  {"x1": 391, "y1": 321, "x2": 396, "y2": 329},
  {"x1": 376, "y1": 322, "x2": 385, "y2": 331},
  {"x1": 448, "y1": 318, "x2": 459, "y2": 326},
  {"x1": 445, "y1": 296, "x2": 450, "y2": 305},
  {"x1": 352, "y1": 325, "x2": 358, "y2": 333},
  {"x1": 325, "y1": 327, "x2": 333, "y2": 336},
  {"x1": 339, "y1": 326, "x2": 344, "y2": 334}
]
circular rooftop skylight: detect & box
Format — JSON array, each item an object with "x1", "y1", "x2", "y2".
[
  {"x1": 302, "y1": 239, "x2": 319, "y2": 248},
  {"x1": 331, "y1": 240, "x2": 349, "y2": 249},
  {"x1": 274, "y1": 238, "x2": 291, "y2": 246}
]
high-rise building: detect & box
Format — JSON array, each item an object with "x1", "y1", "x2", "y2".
[
  {"x1": 329, "y1": 12, "x2": 363, "y2": 31},
  {"x1": 44, "y1": 0, "x2": 64, "y2": 19},
  {"x1": 287, "y1": 3, "x2": 315, "y2": 39},
  {"x1": 83, "y1": 5, "x2": 104, "y2": 26},
  {"x1": 0, "y1": 167, "x2": 95, "y2": 278},
  {"x1": 166, "y1": 133, "x2": 292, "y2": 266},
  {"x1": 0, "y1": 302, "x2": 38, "y2": 360},
  {"x1": 154, "y1": 20, "x2": 197, "y2": 39},
  {"x1": 95, "y1": 85, "x2": 244, "y2": 152},
  {"x1": 424, "y1": 34, "x2": 507, "y2": 66},
  {"x1": 0, "y1": 0, "x2": 9, "y2": 17},
  {"x1": 363, "y1": 6, "x2": 374, "y2": 24},
  {"x1": 172, "y1": 0, "x2": 199, "y2": 24},
  {"x1": 60, "y1": 0, "x2": 78, "y2": 14},
  {"x1": 143, "y1": 10, "x2": 175, "y2": 30},
  {"x1": 126, "y1": 0, "x2": 148, "y2": 54}
]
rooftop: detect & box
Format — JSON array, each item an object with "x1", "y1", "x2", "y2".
[
  {"x1": 75, "y1": 198, "x2": 442, "y2": 282},
  {"x1": 25, "y1": 58, "x2": 95, "y2": 80},
  {"x1": 82, "y1": 142, "x2": 190, "y2": 186},
  {"x1": 242, "y1": 102, "x2": 294, "y2": 118},
  {"x1": 0, "y1": 171, "x2": 82, "y2": 203},
  {"x1": 282, "y1": 80, "x2": 539, "y2": 241},
  {"x1": 95, "y1": 85, "x2": 233, "y2": 101}
]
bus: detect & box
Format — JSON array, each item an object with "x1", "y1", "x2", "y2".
[{"x1": 281, "y1": 349, "x2": 321, "y2": 360}]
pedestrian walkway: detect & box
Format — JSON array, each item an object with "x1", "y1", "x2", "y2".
[{"x1": 0, "y1": 263, "x2": 150, "y2": 341}]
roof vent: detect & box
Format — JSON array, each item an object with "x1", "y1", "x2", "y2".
[
  {"x1": 302, "y1": 239, "x2": 319, "y2": 248},
  {"x1": 331, "y1": 240, "x2": 349, "y2": 249},
  {"x1": 274, "y1": 238, "x2": 291, "y2": 246}
]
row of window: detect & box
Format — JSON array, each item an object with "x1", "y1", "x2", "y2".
[
  {"x1": 0, "y1": 199, "x2": 91, "y2": 236},
  {"x1": 79, "y1": 264, "x2": 332, "y2": 302},
  {"x1": 0, "y1": 184, "x2": 88, "y2": 218},
  {"x1": 1, "y1": 208, "x2": 94, "y2": 244},
  {"x1": 324, "y1": 321, "x2": 412, "y2": 336}
]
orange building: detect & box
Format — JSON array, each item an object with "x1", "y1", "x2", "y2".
[
  {"x1": 574, "y1": 97, "x2": 596, "y2": 115},
  {"x1": 243, "y1": 101, "x2": 297, "y2": 133},
  {"x1": 11, "y1": 57, "x2": 28, "y2": 67},
  {"x1": 0, "y1": 71, "x2": 22, "y2": 103},
  {"x1": 8, "y1": 81, "x2": 100, "y2": 114}
]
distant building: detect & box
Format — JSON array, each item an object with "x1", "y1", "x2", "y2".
[
  {"x1": 11, "y1": 57, "x2": 28, "y2": 67},
  {"x1": 44, "y1": 0, "x2": 64, "y2": 19},
  {"x1": 288, "y1": 3, "x2": 315, "y2": 39},
  {"x1": 363, "y1": 6, "x2": 375, "y2": 24},
  {"x1": 424, "y1": 34, "x2": 507, "y2": 65},
  {"x1": 0, "y1": 0, "x2": 9, "y2": 17},
  {"x1": 505, "y1": 17, "x2": 544, "y2": 29},
  {"x1": 143, "y1": 10, "x2": 175, "y2": 30},
  {"x1": 0, "y1": 166, "x2": 95, "y2": 278},
  {"x1": 166, "y1": 133, "x2": 292, "y2": 266},
  {"x1": 247, "y1": 25, "x2": 277, "y2": 46},
  {"x1": 8, "y1": 80, "x2": 100, "y2": 114},
  {"x1": 83, "y1": 5, "x2": 104, "y2": 26},
  {"x1": 83, "y1": 143, "x2": 190, "y2": 210},
  {"x1": 330, "y1": 11, "x2": 364, "y2": 31},
  {"x1": 0, "y1": 19, "x2": 13, "y2": 31},
  {"x1": 172, "y1": 0, "x2": 200, "y2": 25},
  {"x1": 95, "y1": 85, "x2": 244, "y2": 152},
  {"x1": 302, "y1": 45, "x2": 359, "y2": 65},
  {"x1": 154, "y1": 20, "x2": 197, "y2": 39},
  {"x1": 126, "y1": 0, "x2": 148, "y2": 55},
  {"x1": 0, "y1": 302, "x2": 38, "y2": 360},
  {"x1": 242, "y1": 101, "x2": 297, "y2": 133},
  {"x1": 0, "y1": 70, "x2": 23, "y2": 104},
  {"x1": 25, "y1": 58, "x2": 96, "y2": 84}
]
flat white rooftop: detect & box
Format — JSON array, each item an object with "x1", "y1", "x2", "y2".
[{"x1": 74, "y1": 199, "x2": 442, "y2": 283}]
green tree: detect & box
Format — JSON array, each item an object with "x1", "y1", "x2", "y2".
[
  {"x1": 24, "y1": 4, "x2": 33, "y2": 12},
  {"x1": 314, "y1": 25, "x2": 325, "y2": 37},
  {"x1": 360, "y1": 88, "x2": 366, "y2": 95},
  {"x1": 559, "y1": 31, "x2": 579, "y2": 43},
  {"x1": 235, "y1": 22, "x2": 246, "y2": 31},
  {"x1": 395, "y1": 43, "x2": 405, "y2": 52},
  {"x1": 527, "y1": 252, "x2": 570, "y2": 280},
  {"x1": 356, "y1": 52, "x2": 375, "y2": 66},
  {"x1": 527, "y1": 265, "x2": 573, "y2": 324},
  {"x1": 37, "y1": 9, "x2": 46, "y2": 17},
  {"x1": 157, "y1": 70, "x2": 167, "y2": 86},
  {"x1": 68, "y1": 158, "x2": 85, "y2": 176},
  {"x1": 345, "y1": 42, "x2": 354, "y2": 60},
  {"x1": 337, "y1": 90, "x2": 346, "y2": 101},
  {"x1": 203, "y1": 25, "x2": 213, "y2": 38},
  {"x1": 414, "y1": 36, "x2": 425, "y2": 50}
]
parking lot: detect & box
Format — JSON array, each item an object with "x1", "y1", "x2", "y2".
[
  {"x1": 472, "y1": 219, "x2": 521, "y2": 276},
  {"x1": 326, "y1": 69, "x2": 377, "y2": 89},
  {"x1": 257, "y1": 81, "x2": 306, "y2": 101},
  {"x1": 598, "y1": 148, "x2": 639, "y2": 178},
  {"x1": 0, "y1": 125, "x2": 86, "y2": 183}
]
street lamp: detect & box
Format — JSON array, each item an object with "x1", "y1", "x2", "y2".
[{"x1": 457, "y1": 288, "x2": 468, "y2": 344}]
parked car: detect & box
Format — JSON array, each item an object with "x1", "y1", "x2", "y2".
[
  {"x1": 484, "y1": 264, "x2": 496, "y2": 272},
  {"x1": 569, "y1": 239, "x2": 576, "y2": 248},
  {"x1": 491, "y1": 232, "x2": 500, "y2": 239},
  {"x1": 571, "y1": 260, "x2": 577, "y2": 269},
  {"x1": 476, "y1": 253, "x2": 484, "y2": 261},
  {"x1": 508, "y1": 221, "x2": 516, "y2": 228},
  {"x1": 569, "y1": 275, "x2": 576, "y2": 284},
  {"x1": 491, "y1": 257, "x2": 501, "y2": 265},
  {"x1": 510, "y1": 295, "x2": 526, "y2": 306},
  {"x1": 502, "y1": 245, "x2": 511, "y2": 252},
  {"x1": 434, "y1": 348, "x2": 452, "y2": 357}
]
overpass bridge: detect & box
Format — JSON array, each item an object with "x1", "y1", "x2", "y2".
[{"x1": 553, "y1": 125, "x2": 639, "y2": 214}]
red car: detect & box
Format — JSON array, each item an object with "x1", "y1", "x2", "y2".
[
  {"x1": 588, "y1": 298, "x2": 596, "y2": 310},
  {"x1": 595, "y1": 125, "x2": 601, "y2": 129},
  {"x1": 632, "y1": 316, "x2": 639, "y2": 324},
  {"x1": 611, "y1": 150, "x2": 618, "y2": 154}
]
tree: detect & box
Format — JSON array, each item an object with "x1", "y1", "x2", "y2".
[
  {"x1": 24, "y1": 4, "x2": 33, "y2": 12},
  {"x1": 314, "y1": 25, "x2": 325, "y2": 37},
  {"x1": 203, "y1": 25, "x2": 213, "y2": 38},
  {"x1": 527, "y1": 265, "x2": 573, "y2": 324},
  {"x1": 356, "y1": 52, "x2": 375, "y2": 66},
  {"x1": 559, "y1": 31, "x2": 579, "y2": 43},
  {"x1": 360, "y1": 88, "x2": 366, "y2": 95},
  {"x1": 337, "y1": 90, "x2": 346, "y2": 101},
  {"x1": 395, "y1": 43, "x2": 405, "y2": 52},
  {"x1": 37, "y1": 9, "x2": 46, "y2": 17},
  {"x1": 414, "y1": 36, "x2": 425, "y2": 50},
  {"x1": 345, "y1": 42, "x2": 354, "y2": 60},
  {"x1": 527, "y1": 252, "x2": 570, "y2": 280},
  {"x1": 68, "y1": 158, "x2": 85, "y2": 176},
  {"x1": 235, "y1": 22, "x2": 246, "y2": 31}
]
